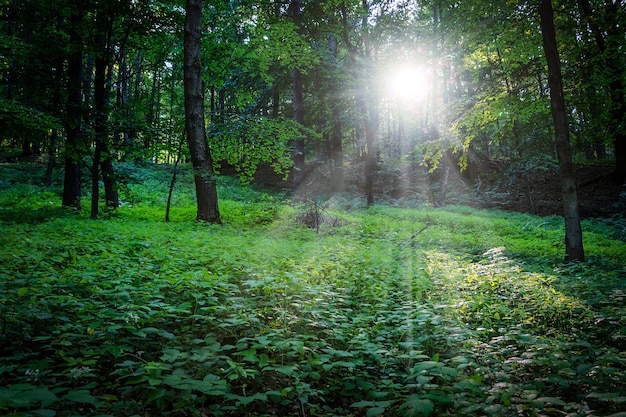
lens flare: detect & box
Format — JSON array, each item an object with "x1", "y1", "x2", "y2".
[{"x1": 386, "y1": 64, "x2": 432, "y2": 102}]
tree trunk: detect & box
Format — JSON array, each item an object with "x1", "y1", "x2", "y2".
[
  {"x1": 92, "y1": 27, "x2": 119, "y2": 217},
  {"x1": 292, "y1": 66, "x2": 305, "y2": 191},
  {"x1": 44, "y1": 128, "x2": 57, "y2": 186},
  {"x1": 539, "y1": 0, "x2": 584, "y2": 262},
  {"x1": 184, "y1": 0, "x2": 221, "y2": 223},
  {"x1": 341, "y1": 1, "x2": 376, "y2": 204},
  {"x1": 329, "y1": 33, "x2": 344, "y2": 192},
  {"x1": 577, "y1": 0, "x2": 626, "y2": 183},
  {"x1": 62, "y1": 7, "x2": 83, "y2": 208},
  {"x1": 291, "y1": 0, "x2": 305, "y2": 192},
  {"x1": 101, "y1": 142, "x2": 119, "y2": 208}
]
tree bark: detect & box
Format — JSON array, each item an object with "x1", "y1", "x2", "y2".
[
  {"x1": 539, "y1": 0, "x2": 584, "y2": 262},
  {"x1": 91, "y1": 25, "x2": 119, "y2": 218},
  {"x1": 292, "y1": 66, "x2": 305, "y2": 190},
  {"x1": 184, "y1": 0, "x2": 221, "y2": 223},
  {"x1": 329, "y1": 33, "x2": 345, "y2": 192},
  {"x1": 577, "y1": 0, "x2": 626, "y2": 183},
  {"x1": 291, "y1": 0, "x2": 305, "y2": 192},
  {"x1": 62, "y1": 6, "x2": 83, "y2": 208}
]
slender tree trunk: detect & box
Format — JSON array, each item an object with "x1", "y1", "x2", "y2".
[
  {"x1": 101, "y1": 51, "x2": 119, "y2": 207},
  {"x1": 291, "y1": 0, "x2": 305, "y2": 192},
  {"x1": 91, "y1": 32, "x2": 106, "y2": 218},
  {"x1": 119, "y1": 49, "x2": 132, "y2": 159},
  {"x1": 62, "y1": 7, "x2": 83, "y2": 208},
  {"x1": 539, "y1": 0, "x2": 584, "y2": 262},
  {"x1": 44, "y1": 128, "x2": 57, "y2": 186},
  {"x1": 92, "y1": 27, "x2": 119, "y2": 217},
  {"x1": 329, "y1": 33, "x2": 344, "y2": 192},
  {"x1": 101, "y1": 143, "x2": 119, "y2": 208},
  {"x1": 577, "y1": 0, "x2": 626, "y2": 182},
  {"x1": 184, "y1": 0, "x2": 221, "y2": 223},
  {"x1": 292, "y1": 67, "x2": 305, "y2": 190}
]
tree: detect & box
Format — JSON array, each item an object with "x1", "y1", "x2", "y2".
[
  {"x1": 576, "y1": 0, "x2": 626, "y2": 182},
  {"x1": 290, "y1": 0, "x2": 306, "y2": 192},
  {"x1": 539, "y1": 0, "x2": 584, "y2": 262},
  {"x1": 340, "y1": 0, "x2": 379, "y2": 205},
  {"x1": 184, "y1": 0, "x2": 220, "y2": 223},
  {"x1": 62, "y1": 3, "x2": 83, "y2": 208}
]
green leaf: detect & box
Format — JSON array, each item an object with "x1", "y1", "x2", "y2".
[
  {"x1": 125, "y1": 375, "x2": 149, "y2": 385},
  {"x1": 272, "y1": 365, "x2": 296, "y2": 376},
  {"x1": 351, "y1": 401, "x2": 375, "y2": 407},
  {"x1": 367, "y1": 407, "x2": 386, "y2": 417},
  {"x1": 535, "y1": 397, "x2": 566, "y2": 406},
  {"x1": 61, "y1": 389, "x2": 98, "y2": 405},
  {"x1": 400, "y1": 395, "x2": 434, "y2": 416},
  {"x1": 16, "y1": 386, "x2": 59, "y2": 408},
  {"x1": 32, "y1": 409, "x2": 57, "y2": 417},
  {"x1": 17, "y1": 287, "x2": 28, "y2": 296}
]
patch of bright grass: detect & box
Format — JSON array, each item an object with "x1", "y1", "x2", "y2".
[{"x1": 0, "y1": 162, "x2": 624, "y2": 416}]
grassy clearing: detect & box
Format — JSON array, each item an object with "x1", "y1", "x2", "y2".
[{"x1": 1, "y1": 162, "x2": 625, "y2": 417}]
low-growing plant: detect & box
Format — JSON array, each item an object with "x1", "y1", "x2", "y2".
[{"x1": 1, "y1": 162, "x2": 624, "y2": 416}]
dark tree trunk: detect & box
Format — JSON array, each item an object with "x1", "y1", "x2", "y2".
[
  {"x1": 184, "y1": 0, "x2": 221, "y2": 223},
  {"x1": 91, "y1": 32, "x2": 106, "y2": 218},
  {"x1": 292, "y1": 66, "x2": 305, "y2": 190},
  {"x1": 101, "y1": 144, "x2": 119, "y2": 208},
  {"x1": 577, "y1": 0, "x2": 626, "y2": 183},
  {"x1": 44, "y1": 128, "x2": 57, "y2": 186},
  {"x1": 539, "y1": 0, "x2": 584, "y2": 262},
  {"x1": 329, "y1": 33, "x2": 344, "y2": 192},
  {"x1": 62, "y1": 7, "x2": 83, "y2": 208},
  {"x1": 91, "y1": 26, "x2": 119, "y2": 218},
  {"x1": 20, "y1": 138, "x2": 31, "y2": 157},
  {"x1": 291, "y1": 0, "x2": 305, "y2": 192},
  {"x1": 119, "y1": 49, "x2": 132, "y2": 159}
]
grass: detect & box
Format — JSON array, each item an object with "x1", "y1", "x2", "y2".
[{"x1": 1, "y1": 161, "x2": 625, "y2": 417}]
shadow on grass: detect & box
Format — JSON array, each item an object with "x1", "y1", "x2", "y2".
[{"x1": 0, "y1": 205, "x2": 77, "y2": 224}]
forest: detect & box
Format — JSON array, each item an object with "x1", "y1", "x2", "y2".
[{"x1": 1, "y1": 0, "x2": 625, "y2": 416}]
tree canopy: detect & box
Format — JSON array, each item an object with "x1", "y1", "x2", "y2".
[{"x1": 1, "y1": 0, "x2": 624, "y2": 221}]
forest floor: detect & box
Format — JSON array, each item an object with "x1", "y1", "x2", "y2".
[{"x1": 1, "y1": 161, "x2": 625, "y2": 416}]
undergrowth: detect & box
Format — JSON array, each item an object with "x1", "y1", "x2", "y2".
[{"x1": 1, "y1": 162, "x2": 625, "y2": 417}]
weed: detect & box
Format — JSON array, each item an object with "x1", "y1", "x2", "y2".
[{"x1": 1, "y1": 162, "x2": 624, "y2": 416}]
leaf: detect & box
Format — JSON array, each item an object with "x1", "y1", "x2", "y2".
[
  {"x1": 32, "y1": 410, "x2": 57, "y2": 417},
  {"x1": 412, "y1": 361, "x2": 442, "y2": 372},
  {"x1": 400, "y1": 395, "x2": 434, "y2": 416},
  {"x1": 17, "y1": 287, "x2": 28, "y2": 296},
  {"x1": 61, "y1": 389, "x2": 98, "y2": 405},
  {"x1": 351, "y1": 401, "x2": 376, "y2": 407},
  {"x1": 273, "y1": 365, "x2": 296, "y2": 376},
  {"x1": 367, "y1": 407, "x2": 386, "y2": 417},
  {"x1": 125, "y1": 375, "x2": 149, "y2": 385},
  {"x1": 16, "y1": 386, "x2": 59, "y2": 407},
  {"x1": 535, "y1": 397, "x2": 566, "y2": 406}
]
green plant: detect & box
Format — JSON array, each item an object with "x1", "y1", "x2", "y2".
[{"x1": 1, "y1": 163, "x2": 624, "y2": 416}]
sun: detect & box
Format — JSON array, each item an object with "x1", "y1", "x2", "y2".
[{"x1": 386, "y1": 64, "x2": 432, "y2": 103}]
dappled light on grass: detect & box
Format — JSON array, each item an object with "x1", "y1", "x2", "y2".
[{"x1": 1, "y1": 165, "x2": 625, "y2": 416}]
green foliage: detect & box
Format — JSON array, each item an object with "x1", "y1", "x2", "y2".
[
  {"x1": 209, "y1": 116, "x2": 313, "y2": 184},
  {"x1": 1, "y1": 163, "x2": 624, "y2": 416}
]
